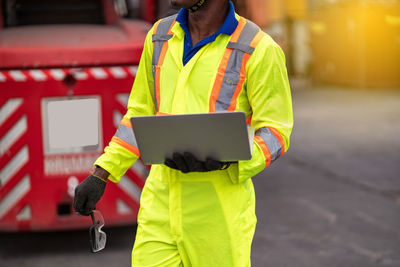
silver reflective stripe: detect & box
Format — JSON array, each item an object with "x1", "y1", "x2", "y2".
[
  {"x1": 152, "y1": 34, "x2": 173, "y2": 42},
  {"x1": 215, "y1": 20, "x2": 260, "y2": 112},
  {"x1": 151, "y1": 65, "x2": 158, "y2": 110},
  {"x1": 256, "y1": 127, "x2": 282, "y2": 162},
  {"x1": 152, "y1": 14, "x2": 177, "y2": 66},
  {"x1": 226, "y1": 42, "x2": 255, "y2": 54},
  {"x1": 114, "y1": 123, "x2": 138, "y2": 148},
  {"x1": 152, "y1": 15, "x2": 177, "y2": 110},
  {"x1": 236, "y1": 20, "x2": 259, "y2": 47}
]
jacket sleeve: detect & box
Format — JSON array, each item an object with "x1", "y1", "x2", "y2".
[
  {"x1": 232, "y1": 34, "x2": 293, "y2": 183},
  {"x1": 94, "y1": 25, "x2": 156, "y2": 183}
]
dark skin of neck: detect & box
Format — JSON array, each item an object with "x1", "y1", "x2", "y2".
[{"x1": 187, "y1": 1, "x2": 230, "y2": 46}]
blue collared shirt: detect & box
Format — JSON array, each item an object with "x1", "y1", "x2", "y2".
[{"x1": 176, "y1": 1, "x2": 238, "y2": 65}]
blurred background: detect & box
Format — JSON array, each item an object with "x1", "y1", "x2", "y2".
[{"x1": 0, "y1": 0, "x2": 399, "y2": 266}]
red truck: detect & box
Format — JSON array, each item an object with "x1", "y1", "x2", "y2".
[{"x1": 0, "y1": 0, "x2": 154, "y2": 231}]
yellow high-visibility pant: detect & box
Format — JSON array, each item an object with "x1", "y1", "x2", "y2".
[{"x1": 132, "y1": 165, "x2": 257, "y2": 267}]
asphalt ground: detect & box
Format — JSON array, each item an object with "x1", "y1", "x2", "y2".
[{"x1": 1, "y1": 84, "x2": 399, "y2": 266}]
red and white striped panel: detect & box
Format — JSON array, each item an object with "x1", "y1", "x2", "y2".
[
  {"x1": 0, "y1": 66, "x2": 138, "y2": 82},
  {"x1": 0, "y1": 98, "x2": 31, "y2": 221},
  {"x1": 112, "y1": 93, "x2": 148, "y2": 213}
]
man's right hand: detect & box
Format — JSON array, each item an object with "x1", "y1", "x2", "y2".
[{"x1": 73, "y1": 171, "x2": 107, "y2": 216}]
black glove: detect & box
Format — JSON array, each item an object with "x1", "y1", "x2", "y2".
[
  {"x1": 164, "y1": 152, "x2": 231, "y2": 173},
  {"x1": 74, "y1": 175, "x2": 106, "y2": 216}
]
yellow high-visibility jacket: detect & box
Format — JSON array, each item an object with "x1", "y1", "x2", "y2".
[{"x1": 94, "y1": 14, "x2": 293, "y2": 185}]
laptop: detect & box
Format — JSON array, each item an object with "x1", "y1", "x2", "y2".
[{"x1": 130, "y1": 112, "x2": 254, "y2": 165}]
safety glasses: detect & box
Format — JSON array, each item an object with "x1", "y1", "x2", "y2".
[{"x1": 89, "y1": 210, "x2": 107, "y2": 253}]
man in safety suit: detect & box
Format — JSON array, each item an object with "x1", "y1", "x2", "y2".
[{"x1": 74, "y1": 0, "x2": 293, "y2": 265}]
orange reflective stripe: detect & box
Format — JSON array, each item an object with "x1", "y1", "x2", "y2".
[
  {"x1": 155, "y1": 43, "x2": 168, "y2": 110},
  {"x1": 120, "y1": 118, "x2": 132, "y2": 128},
  {"x1": 154, "y1": 20, "x2": 161, "y2": 34},
  {"x1": 155, "y1": 64, "x2": 162, "y2": 110},
  {"x1": 209, "y1": 18, "x2": 246, "y2": 113},
  {"x1": 111, "y1": 136, "x2": 140, "y2": 157},
  {"x1": 226, "y1": 78, "x2": 244, "y2": 111},
  {"x1": 156, "y1": 21, "x2": 175, "y2": 63},
  {"x1": 269, "y1": 127, "x2": 285, "y2": 156},
  {"x1": 254, "y1": 135, "x2": 271, "y2": 168},
  {"x1": 168, "y1": 21, "x2": 176, "y2": 35},
  {"x1": 227, "y1": 30, "x2": 263, "y2": 112},
  {"x1": 250, "y1": 30, "x2": 263, "y2": 47},
  {"x1": 157, "y1": 40, "x2": 169, "y2": 66},
  {"x1": 210, "y1": 18, "x2": 264, "y2": 113},
  {"x1": 209, "y1": 48, "x2": 233, "y2": 113},
  {"x1": 226, "y1": 53, "x2": 249, "y2": 111},
  {"x1": 246, "y1": 117, "x2": 252, "y2": 125},
  {"x1": 231, "y1": 17, "x2": 246, "y2": 42}
]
